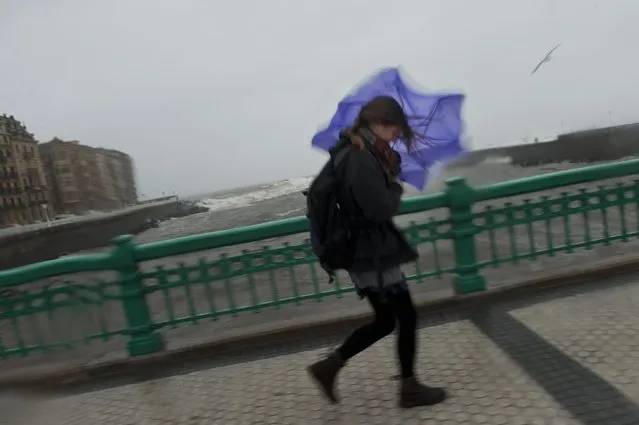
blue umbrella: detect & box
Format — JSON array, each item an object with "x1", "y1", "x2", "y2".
[{"x1": 311, "y1": 67, "x2": 466, "y2": 191}]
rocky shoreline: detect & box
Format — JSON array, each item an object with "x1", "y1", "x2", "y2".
[{"x1": 132, "y1": 200, "x2": 209, "y2": 234}]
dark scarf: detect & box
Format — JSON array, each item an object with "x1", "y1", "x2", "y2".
[{"x1": 357, "y1": 128, "x2": 401, "y2": 182}]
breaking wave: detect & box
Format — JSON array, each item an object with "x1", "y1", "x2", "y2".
[{"x1": 196, "y1": 177, "x2": 313, "y2": 212}]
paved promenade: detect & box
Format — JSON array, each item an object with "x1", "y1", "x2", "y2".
[{"x1": 8, "y1": 275, "x2": 639, "y2": 425}]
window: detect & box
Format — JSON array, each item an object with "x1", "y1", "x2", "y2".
[{"x1": 63, "y1": 191, "x2": 79, "y2": 203}]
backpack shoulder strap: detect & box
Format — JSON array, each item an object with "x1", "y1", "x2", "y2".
[{"x1": 329, "y1": 139, "x2": 352, "y2": 177}]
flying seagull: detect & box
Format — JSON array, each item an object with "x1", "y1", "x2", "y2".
[{"x1": 531, "y1": 43, "x2": 562, "y2": 75}]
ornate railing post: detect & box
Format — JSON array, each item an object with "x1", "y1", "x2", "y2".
[
  {"x1": 112, "y1": 235, "x2": 164, "y2": 356},
  {"x1": 446, "y1": 177, "x2": 486, "y2": 294}
]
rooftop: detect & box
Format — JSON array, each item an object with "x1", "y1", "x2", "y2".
[{"x1": 0, "y1": 114, "x2": 36, "y2": 141}]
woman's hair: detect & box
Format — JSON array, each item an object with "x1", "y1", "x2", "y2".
[{"x1": 345, "y1": 95, "x2": 415, "y2": 151}]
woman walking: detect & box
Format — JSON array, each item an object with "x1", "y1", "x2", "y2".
[{"x1": 307, "y1": 96, "x2": 447, "y2": 409}]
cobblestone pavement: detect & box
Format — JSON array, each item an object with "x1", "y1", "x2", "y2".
[{"x1": 11, "y1": 276, "x2": 639, "y2": 425}]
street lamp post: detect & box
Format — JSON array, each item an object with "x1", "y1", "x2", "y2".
[{"x1": 40, "y1": 203, "x2": 51, "y2": 227}]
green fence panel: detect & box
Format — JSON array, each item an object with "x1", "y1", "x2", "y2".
[
  {"x1": 0, "y1": 280, "x2": 122, "y2": 358},
  {"x1": 0, "y1": 255, "x2": 126, "y2": 358},
  {"x1": 471, "y1": 181, "x2": 639, "y2": 270},
  {"x1": 138, "y1": 216, "x2": 454, "y2": 331},
  {"x1": 0, "y1": 158, "x2": 638, "y2": 359}
]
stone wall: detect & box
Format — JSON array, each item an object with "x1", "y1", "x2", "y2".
[
  {"x1": 452, "y1": 123, "x2": 639, "y2": 167},
  {"x1": 0, "y1": 201, "x2": 182, "y2": 270}
]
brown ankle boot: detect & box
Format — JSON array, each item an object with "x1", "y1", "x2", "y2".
[
  {"x1": 307, "y1": 353, "x2": 345, "y2": 403},
  {"x1": 399, "y1": 377, "x2": 447, "y2": 408}
]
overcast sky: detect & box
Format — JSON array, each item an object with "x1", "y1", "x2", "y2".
[{"x1": 1, "y1": 1, "x2": 637, "y2": 198}]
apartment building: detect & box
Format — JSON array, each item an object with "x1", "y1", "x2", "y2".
[
  {"x1": 0, "y1": 115, "x2": 51, "y2": 225},
  {"x1": 102, "y1": 149, "x2": 137, "y2": 206},
  {"x1": 39, "y1": 138, "x2": 137, "y2": 214}
]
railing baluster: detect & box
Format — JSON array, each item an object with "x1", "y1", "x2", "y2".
[
  {"x1": 284, "y1": 243, "x2": 301, "y2": 304},
  {"x1": 484, "y1": 205, "x2": 498, "y2": 267},
  {"x1": 242, "y1": 250, "x2": 260, "y2": 312},
  {"x1": 220, "y1": 253, "x2": 237, "y2": 316},
  {"x1": 524, "y1": 199, "x2": 537, "y2": 260},
  {"x1": 178, "y1": 262, "x2": 198, "y2": 324},
  {"x1": 429, "y1": 219, "x2": 444, "y2": 278},
  {"x1": 199, "y1": 258, "x2": 218, "y2": 320},
  {"x1": 617, "y1": 183, "x2": 629, "y2": 241},
  {"x1": 542, "y1": 195, "x2": 555, "y2": 256},
  {"x1": 598, "y1": 185, "x2": 611, "y2": 245},
  {"x1": 505, "y1": 202, "x2": 518, "y2": 263},
  {"x1": 561, "y1": 192, "x2": 573, "y2": 253},
  {"x1": 264, "y1": 246, "x2": 282, "y2": 308},
  {"x1": 96, "y1": 280, "x2": 110, "y2": 341},
  {"x1": 580, "y1": 188, "x2": 593, "y2": 250},
  {"x1": 157, "y1": 266, "x2": 177, "y2": 328},
  {"x1": 408, "y1": 221, "x2": 423, "y2": 282}
]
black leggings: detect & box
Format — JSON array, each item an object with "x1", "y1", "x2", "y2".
[{"x1": 337, "y1": 287, "x2": 417, "y2": 378}]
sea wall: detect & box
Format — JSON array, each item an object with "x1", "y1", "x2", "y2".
[
  {"x1": 452, "y1": 123, "x2": 639, "y2": 167},
  {"x1": 0, "y1": 200, "x2": 183, "y2": 270},
  {"x1": 3, "y1": 124, "x2": 639, "y2": 271}
]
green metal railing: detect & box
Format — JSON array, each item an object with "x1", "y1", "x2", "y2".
[{"x1": 1, "y1": 159, "x2": 638, "y2": 359}]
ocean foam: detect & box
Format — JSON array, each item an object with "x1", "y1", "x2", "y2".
[
  {"x1": 483, "y1": 156, "x2": 513, "y2": 164},
  {"x1": 197, "y1": 177, "x2": 313, "y2": 212}
]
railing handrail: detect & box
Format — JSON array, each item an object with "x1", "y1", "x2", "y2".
[
  {"x1": 0, "y1": 253, "x2": 116, "y2": 287},
  {"x1": 133, "y1": 192, "x2": 450, "y2": 262},
  {"x1": 117, "y1": 157, "x2": 639, "y2": 263},
  {"x1": 135, "y1": 216, "x2": 309, "y2": 262},
  {"x1": 474, "y1": 158, "x2": 639, "y2": 201},
  {"x1": 1, "y1": 158, "x2": 637, "y2": 285}
]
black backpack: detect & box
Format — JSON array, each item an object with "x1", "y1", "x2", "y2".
[{"x1": 304, "y1": 141, "x2": 356, "y2": 281}]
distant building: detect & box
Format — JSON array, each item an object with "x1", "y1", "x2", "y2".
[
  {"x1": 0, "y1": 115, "x2": 52, "y2": 225},
  {"x1": 39, "y1": 138, "x2": 137, "y2": 214},
  {"x1": 101, "y1": 148, "x2": 137, "y2": 207}
]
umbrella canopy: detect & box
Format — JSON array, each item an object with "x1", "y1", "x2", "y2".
[{"x1": 311, "y1": 67, "x2": 465, "y2": 191}]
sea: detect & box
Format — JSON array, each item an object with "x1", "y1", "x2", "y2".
[{"x1": 134, "y1": 155, "x2": 626, "y2": 244}]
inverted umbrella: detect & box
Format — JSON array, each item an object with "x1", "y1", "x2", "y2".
[{"x1": 311, "y1": 67, "x2": 466, "y2": 191}]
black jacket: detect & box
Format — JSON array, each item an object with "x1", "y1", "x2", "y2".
[{"x1": 336, "y1": 132, "x2": 419, "y2": 272}]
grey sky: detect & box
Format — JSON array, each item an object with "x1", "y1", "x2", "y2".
[{"x1": 1, "y1": 1, "x2": 637, "y2": 198}]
